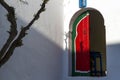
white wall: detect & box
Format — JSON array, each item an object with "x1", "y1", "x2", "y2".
[
  {"x1": 63, "y1": 0, "x2": 120, "y2": 80},
  {"x1": 0, "y1": 0, "x2": 64, "y2": 80},
  {"x1": 0, "y1": 0, "x2": 120, "y2": 80}
]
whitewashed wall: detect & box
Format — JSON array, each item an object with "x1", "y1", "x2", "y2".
[
  {"x1": 0, "y1": 0, "x2": 64, "y2": 80},
  {"x1": 63, "y1": 0, "x2": 120, "y2": 80},
  {"x1": 0, "y1": 0, "x2": 120, "y2": 80}
]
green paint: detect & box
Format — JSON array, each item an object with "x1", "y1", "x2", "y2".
[{"x1": 71, "y1": 12, "x2": 90, "y2": 76}]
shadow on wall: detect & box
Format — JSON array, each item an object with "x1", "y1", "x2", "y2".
[
  {"x1": 62, "y1": 44, "x2": 120, "y2": 80},
  {"x1": 0, "y1": 6, "x2": 63, "y2": 80},
  {"x1": 106, "y1": 43, "x2": 120, "y2": 80}
]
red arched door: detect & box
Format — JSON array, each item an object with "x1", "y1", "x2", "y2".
[{"x1": 69, "y1": 8, "x2": 106, "y2": 76}]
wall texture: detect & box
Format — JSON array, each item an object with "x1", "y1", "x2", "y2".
[
  {"x1": 0, "y1": 0, "x2": 120, "y2": 80},
  {"x1": 63, "y1": 0, "x2": 120, "y2": 80},
  {"x1": 0, "y1": 0, "x2": 64, "y2": 80}
]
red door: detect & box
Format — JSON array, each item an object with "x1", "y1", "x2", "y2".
[{"x1": 73, "y1": 12, "x2": 90, "y2": 72}]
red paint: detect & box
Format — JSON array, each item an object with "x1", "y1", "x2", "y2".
[{"x1": 75, "y1": 14, "x2": 90, "y2": 71}]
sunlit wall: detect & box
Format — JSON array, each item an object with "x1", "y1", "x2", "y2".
[
  {"x1": 63, "y1": 0, "x2": 120, "y2": 80},
  {"x1": 64, "y1": 0, "x2": 120, "y2": 45}
]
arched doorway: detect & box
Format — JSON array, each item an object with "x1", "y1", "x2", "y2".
[{"x1": 69, "y1": 8, "x2": 106, "y2": 76}]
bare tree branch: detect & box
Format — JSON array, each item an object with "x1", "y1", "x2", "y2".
[
  {"x1": 0, "y1": 0, "x2": 49, "y2": 67},
  {"x1": 0, "y1": 0, "x2": 18, "y2": 60},
  {"x1": 19, "y1": 0, "x2": 28, "y2": 5}
]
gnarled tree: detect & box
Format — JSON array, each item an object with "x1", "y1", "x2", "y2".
[{"x1": 0, "y1": 0, "x2": 49, "y2": 67}]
